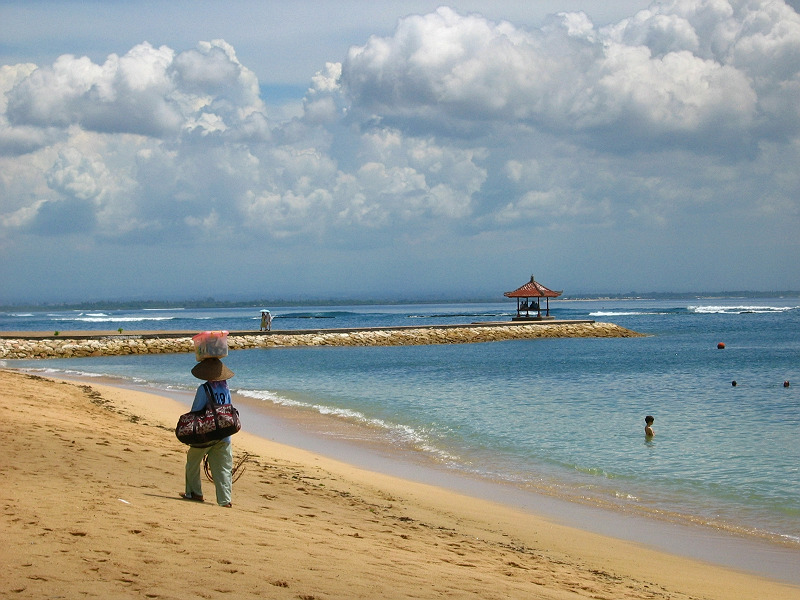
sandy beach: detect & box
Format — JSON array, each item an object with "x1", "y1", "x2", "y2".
[{"x1": 2, "y1": 368, "x2": 797, "y2": 600}]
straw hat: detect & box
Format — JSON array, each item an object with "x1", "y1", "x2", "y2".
[{"x1": 191, "y1": 357, "x2": 234, "y2": 381}]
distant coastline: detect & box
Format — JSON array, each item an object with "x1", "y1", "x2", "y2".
[{"x1": 2, "y1": 290, "x2": 798, "y2": 312}]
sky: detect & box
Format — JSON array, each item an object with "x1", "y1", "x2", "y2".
[{"x1": 1, "y1": 0, "x2": 799, "y2": 303}]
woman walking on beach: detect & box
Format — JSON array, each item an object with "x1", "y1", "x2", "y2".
[{"x1": 181, "y1": 357, "x2": 235, "y2": 507}]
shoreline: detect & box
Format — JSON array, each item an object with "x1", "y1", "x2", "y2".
[
  {"x1": 231, "y1": 383, "x2": 800, "y2": 578},
  {"x1": 3, "y1": 368, "x2": 798, "y2": 599},
  {"x1": 12, "y1": 360, "x2": 800, "y2": 566}
]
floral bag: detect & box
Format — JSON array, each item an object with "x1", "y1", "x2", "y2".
[{"x1": 175, "y1": 383, "x2": 241, "y2": 446}]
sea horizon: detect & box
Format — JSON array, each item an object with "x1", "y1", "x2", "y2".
[{"x1": 2, "y1": 288, "x2": 800, "y2": 312}]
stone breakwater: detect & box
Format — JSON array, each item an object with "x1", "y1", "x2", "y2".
[{"x1": 0, "y1": 322, "x2": 642, "y2": 360}]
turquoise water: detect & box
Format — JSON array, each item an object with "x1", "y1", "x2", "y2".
[{"x1": 3, "y1": 298, "x2": 799, "y2": 547}]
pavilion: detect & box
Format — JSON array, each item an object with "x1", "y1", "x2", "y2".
[{"x1": 504, "y1": 275, "x2": 562, "y2": 320}]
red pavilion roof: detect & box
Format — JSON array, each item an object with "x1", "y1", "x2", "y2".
[{"x1": 504, "y1": 276, "x2": 562, "y2": 298}]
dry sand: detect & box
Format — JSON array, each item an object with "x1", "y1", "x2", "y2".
[{"x1": 2, "y1": 368, "x2": 797, "y2": 600}]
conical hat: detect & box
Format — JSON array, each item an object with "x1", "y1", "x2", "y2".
[{"x1": 191, "y1": 357, "x2": 234, "y2": 381}]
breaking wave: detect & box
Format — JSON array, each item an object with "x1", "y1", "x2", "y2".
[
  {"x1": 689, "y1": 305, "x2": 799, "y2": 314},
  {"x1": 237, "y1": 388, "x2": 457, "y2": 461}
]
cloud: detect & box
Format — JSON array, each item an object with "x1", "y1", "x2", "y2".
[
  {"x1": 5, "y1": 39, "x2": 267, "y2": 141},
  {"x1": 1, "y1": 1, "x2": 800, "y2": 300},
  {"x1": 6, "y1": 46, "x2": 179, "y2": 138},
  {"x1": 605, "y1": 0, "x2": 800, "y2": 142},
  {"x1": 302, "y1": 62, "x2": 344, "y2": 125},
  {"x1": 0, "y1": 64, "x2": 66, "y2": 155},
  {"x1": 341, "y1": 3, "x2": 798, "y2": 152}
]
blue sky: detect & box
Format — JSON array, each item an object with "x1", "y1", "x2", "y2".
[{"x1": 1, "y1": 1, "x2": 799, "y2": 303}]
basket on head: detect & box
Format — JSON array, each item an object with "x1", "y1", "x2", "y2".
[{"x1": 192, "y1": 330, "x2": 229, "y2": 362}]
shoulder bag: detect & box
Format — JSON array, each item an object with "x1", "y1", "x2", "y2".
[{"x1": 175, "y1": 383, "x2": 241, "y2": 446}]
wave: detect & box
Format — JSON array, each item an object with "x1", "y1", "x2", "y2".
[
  {"x1": 25, "y1": 366, "x2": 105, "y2": 378},
  {"x1": 237, "y1": 388, "x2": 457, "y2": 461},
  {"x1": 589, "y1": 311, "x2": 670, "y2": 317},
  {"x1": 13, "y1": 366, "x2": 152, "y2": 384},
  {"x1": 277, "y1": 311, "x2": 362, "y2": 320},
  {"x1": 689, "y1": 305, "x2": 800, "y2": 314},
  {"x1": 589, "y1": 305, "x2": 800, "y2": 317},
  {"x1": 54, "y1": 316, "x2": 176, "y2": 323},
  {"x1": 408, "y1": 312, "x2": 510, "y2": 319}
]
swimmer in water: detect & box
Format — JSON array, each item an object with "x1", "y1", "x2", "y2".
[{"x1": 645, "y1": 415, "x2": 655, "y2": 438}]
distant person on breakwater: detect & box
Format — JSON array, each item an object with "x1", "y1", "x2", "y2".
[
  {"x1": 260, "y1": 310, "x2": 272, "y2": 331},
  {"x1": 644, "y1": 415, "x2": 655, "y2": 438}
]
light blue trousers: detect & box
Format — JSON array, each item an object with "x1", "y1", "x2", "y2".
[{"x1": 184, "y1": 441, "x2": 233, "y2": 505}]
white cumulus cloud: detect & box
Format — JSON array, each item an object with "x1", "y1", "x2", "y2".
[
  {"x1": 1, "y1": 1, "x2": 799, "y2": 300},
  {"x1": 341, "y1": 2, "x2": 798, "y2": 151},
  {"x1": 5, "y1": 40, "x2": 267, "y2": 141}
]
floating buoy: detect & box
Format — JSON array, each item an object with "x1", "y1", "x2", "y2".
[{"x1": 717, "y1": 342, "x2": 726, "y2": 349}]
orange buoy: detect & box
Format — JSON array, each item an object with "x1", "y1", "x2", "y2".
[{"x1": 717, "y1": 342, "x2": 725, "y2": 349}]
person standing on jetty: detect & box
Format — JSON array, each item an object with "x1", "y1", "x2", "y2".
[
  {"x1": 645, "y1": 415, "x2": 655, "y2": 438},
  {"x1": 260, "y1": 310, "x2": 272, "y2": 331},
  {"x1": 181, "y1": 357, "x2": 235, "y2": 507}
]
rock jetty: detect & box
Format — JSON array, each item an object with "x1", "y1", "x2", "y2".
[{"x1": 0, "y1": 321, "x2": 642, "y2": 360}]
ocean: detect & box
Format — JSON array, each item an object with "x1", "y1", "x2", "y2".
[{"x1": 3, "y1": 298, "x2": 799, "y2": 562}]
